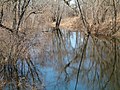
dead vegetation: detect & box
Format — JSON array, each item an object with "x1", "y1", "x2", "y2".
[
  {"x1": 51, "y1": 15, "x2": 120, "y2": 37},
  {"x1": 50, "y1": 0, "x2": 120, "y2": 37},
  {"x1": 0, "y1": 0, "x2": 120, "y2": 89}
]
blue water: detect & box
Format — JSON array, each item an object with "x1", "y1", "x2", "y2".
[
  {"x1": 40, "y1": 66, "x2": 87, "y2": 90},
  {"x1": 2, "y1": 31, "x2": 120, "y2": 90}
]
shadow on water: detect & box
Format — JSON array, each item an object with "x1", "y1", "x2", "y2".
[{"x1": 1, "y1": 29, "x2": 120, "y2": 90}]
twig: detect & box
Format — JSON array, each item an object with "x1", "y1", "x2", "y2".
[{"x1": 0, "y1": 24, "x2": 13, "y2": 33}]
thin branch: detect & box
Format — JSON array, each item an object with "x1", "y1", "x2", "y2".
[
  {"x1": 0, "y1": 5, "x2": 3, "y2": 24},
  {"x1": 76, "y1": 0, "x2": 87, "y2": 28},
  {"x1": 0, "y1": 24, "x2": 13, "y2": 33},
  {"x1": 112, "y1": 0, "x2": 117, "y2": 34},
  {"x1": 16, "y1": 0, "x2": 31, "y2": 33}
]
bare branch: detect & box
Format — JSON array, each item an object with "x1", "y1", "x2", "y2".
[{"x1": 0, "y1": 24, "x2": 13, "y2": 33}]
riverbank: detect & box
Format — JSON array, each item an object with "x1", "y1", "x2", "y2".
[{"x1": 50, "y1": 16, "x2": 120, "y2": 37}]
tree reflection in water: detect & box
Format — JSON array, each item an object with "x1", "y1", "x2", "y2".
[
  {"x1": 0, "y1": 29, "x2": 120, "y2": 90},
  {"x1": 0, "y1": 57, "x2": 44, "y2": 90},
  {"x1": 47, "y1": 30, "x2": 120, "y2": 90}
]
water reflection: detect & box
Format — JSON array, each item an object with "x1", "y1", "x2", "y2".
[
  {"x1": 1, "y1": 29, "x2": 120, "y2": 90},
  {"x1": 42, "y1": 30, "x2": 120, "y2": 90},
  {"x1": 0, "y1": 58, "x2": 44, "y2": 90}
]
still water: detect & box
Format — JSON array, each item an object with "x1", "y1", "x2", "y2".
[{"x1": 1, "y1": 29, "x2": 120, "y2": 90}]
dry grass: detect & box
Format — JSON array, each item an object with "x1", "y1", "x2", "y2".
[
  {"x1": 50, "y1": 16, "x2": 120, "y2": 37},
  {"x1": 51, "y1": 16, "x2": 83, "y2": 31}
]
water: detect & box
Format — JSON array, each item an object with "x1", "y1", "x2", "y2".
[{"x1": 1, "y1": 30, "x2": 120, "y2": 90}]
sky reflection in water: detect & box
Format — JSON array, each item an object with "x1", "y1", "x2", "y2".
[{"x1": 32, "y1": 30, "x2": 120, "y2": 90}]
